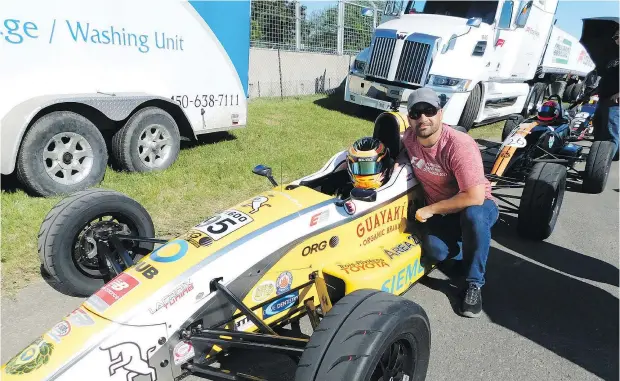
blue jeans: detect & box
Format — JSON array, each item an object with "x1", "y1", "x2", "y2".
[
  {"x1": 420, "y1": 199, "x2": 499, "y2": 287},
  {"x1": 594, "y1": 99, "x2": 619, "y2": 158},
  {"x1": 608, "y1": 104, "x2": 619, "y2": 158}
]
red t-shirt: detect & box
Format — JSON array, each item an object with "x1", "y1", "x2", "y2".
[{"x1": 402, "y1": 124, "x2": 493, "y2": 205}]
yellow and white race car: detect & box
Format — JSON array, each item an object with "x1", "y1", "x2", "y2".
[{"x1": 2, "y1": 112, "x2": 433, "y2": 381}]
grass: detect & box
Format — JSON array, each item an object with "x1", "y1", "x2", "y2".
[{"x1": 0, "y1": 94, "x2": 503, "y2": 296}]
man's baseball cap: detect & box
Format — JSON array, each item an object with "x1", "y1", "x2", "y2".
[{"x1": 407, "y1": 87, "x2": 441, "y2": 111}]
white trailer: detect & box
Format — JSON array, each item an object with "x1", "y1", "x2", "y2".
[
  {"x1": 344, "y1": 0, "x2": 596, "y2": 130},
  {"x1": 0, "y1": 0, "x2": 250, "y2": 196}
]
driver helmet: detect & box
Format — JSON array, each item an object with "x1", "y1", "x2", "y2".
[
  {"x1": 346, "y1": 137, "x2": 391, "y2": 190},
  {"x1": 538, "y1": 100, "x2": 560, "y2": 122}
]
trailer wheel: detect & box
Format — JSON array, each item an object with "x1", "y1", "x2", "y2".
[
  {"x1": 112, "y1": 107, "x2": 181, "y2": 172},
  {"x1": 517, "y1": 162, "x2": 567, "y2": 240},
  {"x1": 502, "y1": 114, "x2": 524, "y2": 142},
  {"x1": 295, "y1": 289, "x2": 430, "y2": 381},
  {"x1": 457, "y1": 84, "x2": 482, "y2": 131},
  {"x1": 582, "y1": 140, "x2": 614, "y2": 194},
  {"x1": 16, "y1": 111, "x2": 108, "y2": 197},
  {"x1": 38, "y1": 188, "x2": 155, "y2": 296}
]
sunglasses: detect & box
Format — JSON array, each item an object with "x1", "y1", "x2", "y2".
[{"x1": 408, "y1": 106, "x2": 438, "y2": 119}]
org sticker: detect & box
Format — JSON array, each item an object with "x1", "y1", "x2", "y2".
[
  {"x1": 276, "y1": 271, "x2": 293, "y2": 294},
  {"x1": 262, "y1": 291, "x2": 299, "y2": 318}
]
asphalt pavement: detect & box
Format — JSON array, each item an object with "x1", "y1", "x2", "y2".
[{"x1": 2, "y1": 140, "x2": 618, "y2": 381}]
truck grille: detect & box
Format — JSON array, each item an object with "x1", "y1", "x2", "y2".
[
  {"x1": 366, "y1": 37, "x2": 396, "y2": 79},
  {"x1": 395, "y1": 40, "x2": 432, "y2": 85}
]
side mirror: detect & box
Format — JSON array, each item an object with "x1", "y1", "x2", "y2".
[
  {"x1": 498, "y1": 0, "x2": 514, "y2": 29},
  {"x1": 515, "y1": 1, "x2": 533, "y2": 28},
  {"x1": 350, "y1": 187, "x2": 377, "y2": 202},
  {"x1": 467, "y1": 17, "x2": 482, "y2": 27},
  {"x1": 252, "y1": 165, "x2": 278, "y2": 187}
]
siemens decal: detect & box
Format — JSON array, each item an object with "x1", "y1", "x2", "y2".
[{"x1": 381, "y1": 258, "x2": 425, "y2": 294}]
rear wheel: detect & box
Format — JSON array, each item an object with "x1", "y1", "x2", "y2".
[
  {"x1": 582, "y1": 140, "x2": 614, "y2": 193},
  {"x1": 517, "y1": 162, "x2": 567, "y2": 240},
  {"x1": 522, "y1": 83, "x2": 546, "y2": 118},
  {"x1": 458, "y1": 84, "x2": 482, "y2": 131},
  {"x1": 295, "y1": 289, "x2": 430, "y2": 381},
  {"x1": 502, "y1": 114, "x2": 524, "y2": 142},
  {"x1": 38, "y1": 188, "x2": 155, "y2": 296}
]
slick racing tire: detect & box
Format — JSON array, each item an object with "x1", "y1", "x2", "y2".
[
  {"x1": 502, "y1": 114, "x2": 524, "y2": 142},
  {"x1": 16, "y1": 111, "x2": 108, "y2": 197},
  {"x1": 111, "y1": 107, "x2": 181, "y2": 172},
  {"x1": 38, "y1": 188, "x2": 155, "y2": 296},
  {"x1": 582, "y1": 140, "x2": 615, "y2": 194},
  {"x1": 517, "y1": 162, "x2": 567, "y2": 240},
  {"x1": 295, "y1": 289, "x2": 430, "y2": 381}
]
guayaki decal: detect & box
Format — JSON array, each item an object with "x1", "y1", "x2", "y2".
[{"x1": 5, "y1": 337, "x2": 54, "y2": 375}]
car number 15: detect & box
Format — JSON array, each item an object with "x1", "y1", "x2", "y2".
[{"x1": 195, "y1": 210, "x2": 253, "y2": 240}]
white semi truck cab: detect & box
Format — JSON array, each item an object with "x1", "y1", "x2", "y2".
[{"x1": 345, "y1": 0, "x2": 595, "y2": 130}]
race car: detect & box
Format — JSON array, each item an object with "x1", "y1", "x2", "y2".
[
  {"x1": 2, "y1": 112, "x2": 433, "y2": 381},
  {"x1": 488, "y1": 95, "x2": 614, "y2": 240}
]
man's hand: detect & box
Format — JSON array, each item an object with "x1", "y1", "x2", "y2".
[
  {"x1": 612, "y1": 93, "x2": 619, "y2": 104},
  {"x1": 415, "y1": 205, "x2": 435, "y2": 222}
]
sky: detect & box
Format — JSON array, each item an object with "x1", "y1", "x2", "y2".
[{"x1": 302, "y1": 0, "x2": 620, "y2": 39}]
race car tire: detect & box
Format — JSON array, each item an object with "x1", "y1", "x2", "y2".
[
  {"x1": 111, "y1": 107, "x2": 181, "y2": 173},
  {"x1": 457, "y1": 84, "x2": 482, "y2": 131},
  {"x1": 582, "y1": 140, "x2": 615, "y2": 194},
  {"x1": 16, "y1": 111, "x2": 108, "y2": 197},
  {"x1": 517, "y1": 162, "x2": 567, "y2": 240},
  {"x1": 38, "y1": 188, "x2": 155, "y2": 296},
  {"x1": 295, "y1": 289, "x2": 430, "y2": 381},
  {"x1": 502, "y1": 114, "x2": 524, "y2": 142}
]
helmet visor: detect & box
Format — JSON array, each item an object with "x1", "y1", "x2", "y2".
[{"x1": 349, "y1": 160, "x2": 384, "y2": 176}]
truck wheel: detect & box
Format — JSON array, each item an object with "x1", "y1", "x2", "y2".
[
  {"x1": 38, "y1": 188, "x2": 155, "y2": 296},
  {"x1": 563, "y1": 83, "x2": 575, "y2": 102},
  {"x1": 582, "y1": 140, "x2": 614, "y2": 194},
  {"x1": 15, "y1": 111, "x2": 108, "y2": 197},
  {"x1": 517, "y1": 162, "x2": 567, "y2": 240},
  {"x1": 502, "y1": 114, "x2": 524, "y2": 142},
  {"x1": 295, "y1": 289, "x2": 430, "y2": 381},
  {"x1": 112, "y1": 107, "x2": 181, "y2": 172},
  {"x1": 457, "y1": 84, "x2": 482, "y2": 131},
  {"x1": 522, "y1": 83, "x2": 546, "y2": 117}
]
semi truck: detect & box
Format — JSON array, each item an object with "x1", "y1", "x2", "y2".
[
  {"x1": 344, "y1": 0, "x2": 596, "y2": 130},
  {"x1": 1, "y1": 0, "x2": 250, "y2": 196}
]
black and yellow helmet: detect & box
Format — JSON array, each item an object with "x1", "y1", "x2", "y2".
[{"x1": 347, "y1": 137, "x2": 391, "y2": 190}]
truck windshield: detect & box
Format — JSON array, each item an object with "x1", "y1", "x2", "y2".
[{"x1": 404, "y1": 1, "x2": 499, "y2": 25}]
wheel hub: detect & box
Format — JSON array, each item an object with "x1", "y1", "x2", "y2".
[
  {"x1": 138, "y1": 125, "x2": 172, "y2": 168},
  {"x1": 43, "y1": 132, "x2": 94, "y2": 185}
]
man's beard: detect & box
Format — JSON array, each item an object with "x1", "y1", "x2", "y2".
[{"x1": 415, "y1": 121, "x2": 439, "y2": 138}]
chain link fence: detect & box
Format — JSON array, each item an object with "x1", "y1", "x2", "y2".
[{"x1": 248, "y1": 0, "x2": 383, "y2": 99}]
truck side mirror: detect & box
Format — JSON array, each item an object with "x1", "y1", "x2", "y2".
[
  {"x1": 498, "y1": 0, "x2": 514, "y2": 29},
  {"x1": 467, "y1": 17, "x2": 482, "y2": 27},
  {"x1": 515, "y1": 1, "x2": 533, "y2": 28}
]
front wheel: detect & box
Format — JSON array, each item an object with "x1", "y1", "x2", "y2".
[
  {"x1": 582, "y1": 140, "x2": 615, "y2": 193},
  {"x1": 38, "y1": 188, "x2": 155, "y2": 296},
  {"x1": 517, "y1": 162, "x2": 567, "y2": 240},
  {"x1": 295, "y1": 289, "x2": 430, "y2": 381}
]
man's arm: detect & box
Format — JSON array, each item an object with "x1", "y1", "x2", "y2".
[{"x1": 415, "y1": 184, "x2": 485, "y2": 222}]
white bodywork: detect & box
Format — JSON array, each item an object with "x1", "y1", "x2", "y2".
[
  {"x1": 43, "y1": 151, "x2": 419, "y2": 381},
  {"x1": 345, "y1": 0, "x2": 595, "y2": 126},
  {"x1": 0, "y1": 0, "x2": 249, "y2": 174}
]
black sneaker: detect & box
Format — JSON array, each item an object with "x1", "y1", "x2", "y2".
[{"x1": 459, "y1": 283, "x2": 482, "y2": 318}]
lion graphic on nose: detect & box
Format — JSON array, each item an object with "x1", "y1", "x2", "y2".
[{"x1": 100, "y1": 342, "x2": 157, "y2": 381}]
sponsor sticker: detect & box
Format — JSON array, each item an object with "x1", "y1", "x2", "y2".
[
  {"x1": 310, "y1": 210, "x2": 329, "y2": 227},
  {"x1": 252, "y1": 281, "x2": 276, "y2": 303},
  {"x1": 87, "y1": 273, "x2": 140, "y2": 312},
  {"x1": 195, "y1": 210, "x2": 253, "y2": 240},
  {"x1": 344, "y1": 200, "x2": 356, "y2": 215},
  {"x1": 150, "y1": 239, "x2": 189, "y2": 263},
  {"x1": 338, "y1": 258, "x2": 390, "y2": 274},
  {"x1": 67, "y1": 308, "x2": 95, "y2": 326},
  {"x1": 242, "y1": 196, "x2": 271, "y2": 214},
  {"x1": 149, "y1": 280, "x2": 194, "y2": 314},
  {"x1": 383, "y1": 235, "x2": 420, "y2": 260},
  {"x1": 46, "y1": 321, "x2": 71, "y2": 343},
  {"x1": 276, "y1": 271, "x2": 293, "y2": 294},
  {"x1": 5, "y1": 337, "x2": 54, "y2": 375},
  {"x1": 179, "y1": 229, "x2": 213, "y2": 248},
  {"x1": 301, "y1": 236, "x2": 338, "y2": 256},
  {"x1": 262, "y1": 291, "x2": 299, "y2": 318},
  {"x1": 235, "y1": 316, "x2": 256, "y2": 331},
  {"x1": 173, "y1": 341, "x2": 195, "y2": 366}
]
